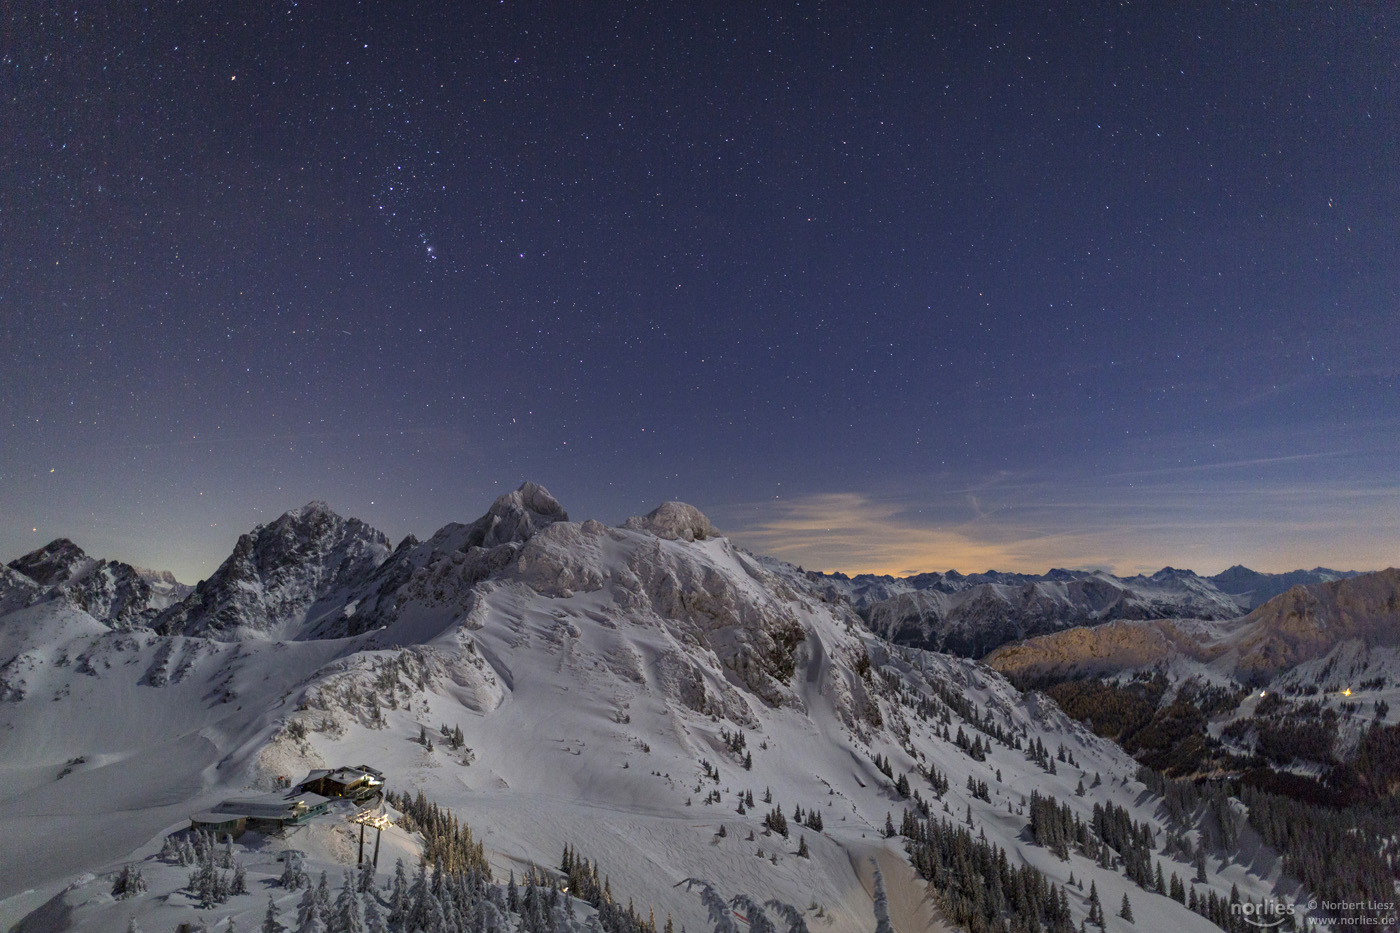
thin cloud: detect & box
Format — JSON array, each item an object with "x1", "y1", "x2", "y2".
[{"x1": 723, "y1": 481, "x2": 1400, "y2": 578}]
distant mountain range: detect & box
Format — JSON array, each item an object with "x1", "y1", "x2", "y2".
[
  {"x1": 985, "y1": 568, "x2": 1400, "y2": 687},
  {"x1": 804, "y1": 564, "x2": 1360, "y2": 658}
]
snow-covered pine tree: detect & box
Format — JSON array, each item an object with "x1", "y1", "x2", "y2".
[
  {"x1": 262, "y1": 893, "x2": 286, "y2": 933},
  {"x1": 387, "y1": 859, "x2": 409, "y2": 928},
  {"x1": 280, "y1": 854, "x2": 305, "y2": 889},
  {"x1": 1119, "y1": 893, "x2": 1134, "y2": 922},
  {"x1": 334, "y1": 870, "x2": 366, "y2": 933},
  {"x1": 763, "y1": 899, "x2": 810, "y2": 933},
  {"x1": 293, "y1": 906, "x2": 325, "y2": 933},
  {"x1": 314, "y1": 871, "x2": 331, "y2": 917},
  {"x1": 362, "y1": 892, "x2": 387, "y2": 933},
  {"x1": 233, "y1": 862, "x2": 249, "y2": 896},
  {"x1": 295, "y1": 880, "x2": 319, "y2": 929}
]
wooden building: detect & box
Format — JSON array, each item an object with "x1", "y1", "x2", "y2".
[{"x1": 296, "y1": 764, "x2": 384, "y2": 801}]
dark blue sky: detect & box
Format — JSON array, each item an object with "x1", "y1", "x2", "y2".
[{"x1": 4, "y1": 2, "x2": 1398, "y2": 581}]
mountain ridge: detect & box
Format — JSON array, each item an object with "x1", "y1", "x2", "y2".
[{"x1": 0, "y1": 483, "x2": 1333, "y2": 933}]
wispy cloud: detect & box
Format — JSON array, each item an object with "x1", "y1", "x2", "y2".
[
  {"x1": 724, "y1": 492, "x2": 1111, "y2": 577},
  {"x1": 721, "y1": 473, "x2": 1400, "y2": 578}
]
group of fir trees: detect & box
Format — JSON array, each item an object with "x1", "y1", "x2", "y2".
[
  {"x1": 384, "y1": 790, "x2": 489, "y2": 876},
  {"x1": 164, "y1": 829, "x2": 248, "y2": 909},
  {"x1": 558, "y1": 845, "x2": 660, "y2": 933},
  {"x1": 904, "y1": 812, "x2": 1077, "y2": 933},
  {"x1": 790, "y1": 803, "x2": 823, "y2": 831},
  {"x1": 763, "y1": 806, "x2": 789, "y2": 837},
  {"x1": 438, "y1": 723, "x2": 467, "y2": 751}
]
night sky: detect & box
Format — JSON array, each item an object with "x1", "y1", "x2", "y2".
[{"x1": 4, "y1": 3, "x2": 1398, "y2": 583}]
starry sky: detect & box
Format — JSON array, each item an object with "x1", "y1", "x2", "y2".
[{"x1": 4, "y1": 3, "x2": 1398, "y2": 583}]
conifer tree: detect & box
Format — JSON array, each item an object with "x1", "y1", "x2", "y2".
[
  {"x1": 232, "y1": 862, "x2": 249, "y2": 896},
  {"x1": 387, "y1": 859, "x2": 408, "y2": 929},
  {"x1": 363, "y1": 894, "x2": 388, "y2": 933},
  {"x1": 280, "y1": 853, "x2": 307, "y2": 890},
  {"x1": 314, "y1": 871, "x2": 331, "y2": 917},
  {"x1": 1119, "y1": 893, "x2": 1133, "y2": 923},
  {"x1": 293, "y1": 905, "x2": 325, "y2": 933},
  {"x1": 335, "y1": 870, "x2": 366, "y2": 933},
  {"x1": 262, "y1": 893, "x2": 286, "y2": 933}
]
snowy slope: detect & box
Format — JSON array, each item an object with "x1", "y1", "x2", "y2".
[{"x1": 0, "y1": 488, "x2": 1327, "y2": 933}]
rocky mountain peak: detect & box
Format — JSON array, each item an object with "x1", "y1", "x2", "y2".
[
  {"x1": 467, "y1": 481, "x2": 569, "y2": 549},
  {"x1": 622, "y1": 501, "x2": 717, "y2": 542},
  {"x1": 7, "y1": 538, "x2": 92, "y2": 586},
  {"x1": 153, "y1": 502, "x2": 392, "y2": 639}
]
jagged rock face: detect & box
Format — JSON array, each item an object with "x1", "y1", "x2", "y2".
[
  {"x1": 132, "y1": 567, "x2": 195, "y2": 610},
  {"x1": 154, "y1": 502, "x2": 391, "y2": 639},
  {"x1": 622, "y1": 501, "x2": 716, "y2": 542},
  {"x1": 4, "y1": 540, "x2": 157, "y2": 628},
  {"x1": 7, "y1": 538, "x2": 93, "y2": 587},
  {"x1": 303, "y1": 484, "x2": 569, "y2": 639},
  {"x1": 0, "y1": 565, "x2": 42, "y2": 617},
  {"x1": 504, "y1": 518, "x2": 809, "y2": 708},
  {"x1": 59, "y1": 560, "x2": 154, "y2": 629},
  {"x1": 465, "y1": 481, "x2": 568, "y2": 549}
]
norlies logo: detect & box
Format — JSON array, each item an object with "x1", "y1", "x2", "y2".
[{"x1": 1233, "y1": 900, "x2": 1296, "y2": 929}]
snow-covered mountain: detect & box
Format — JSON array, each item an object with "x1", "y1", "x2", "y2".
[
  {"x1": 1206, "y1": 565, "x2": 1360, "y2": 611},
  {"x1": 0, "y1": 487, "x2": 1359, "y2": 932},
  {"x1": 131, "y1": 567, "x2": 195, "y2": 610},
  {"x1": 982, "y1": 570, "x2": 1400, "y2": 805},
  {"x1": 152, "y1": 501, "x2": 393, "y2": 640},
  {"x1": 808, "y1": 567, "x2": 1246, "y2": 658},
  {"x1": 986, "y1": 569, "x2": 1400, "y2": 687},
  {"x1": 4, "y1": 538, "x2": 172, "y2": 630}
]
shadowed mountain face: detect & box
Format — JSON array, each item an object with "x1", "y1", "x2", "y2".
[
  {"x1": 8, "y1": 538, "x2": 92, "y2": 587},
  {"x1": 1208, "y1": 565, "x2": 1361, "y2": 610}
]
